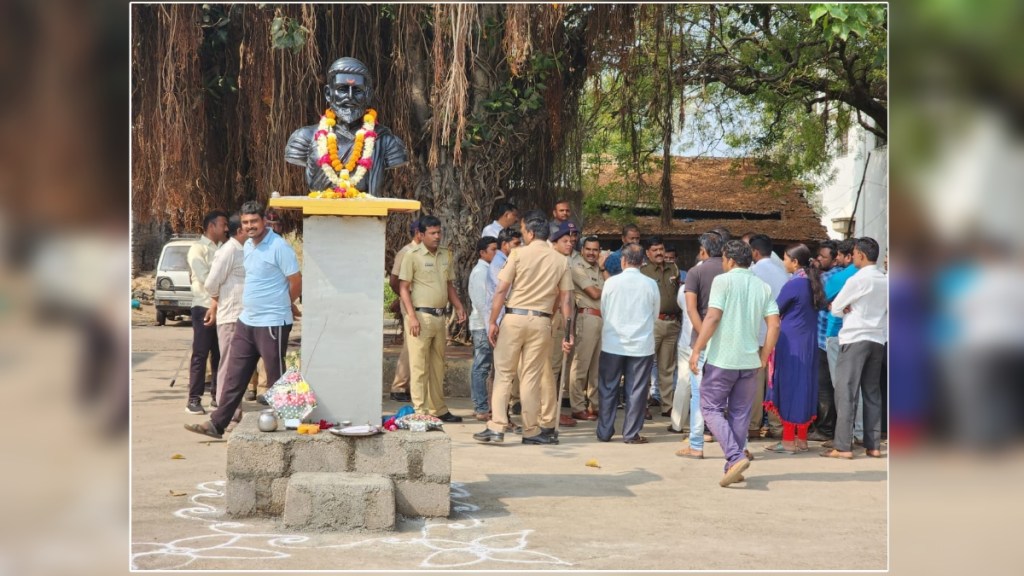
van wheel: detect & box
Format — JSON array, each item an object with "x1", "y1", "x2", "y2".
[{"x1": 156, "y1": 310, "x2": 166, "y2": 326}]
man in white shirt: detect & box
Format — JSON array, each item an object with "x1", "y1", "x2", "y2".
[
  {"x1": 203, "y1": 215, "x2": 246, "y2": 407},
  {"x1": 596, "y1": 243, "x2": 660, "y2": 444},
  {"x1": 482, "y1": 202, "x2": 519, "y2": 238},
  {"x1": 468, "y1": 236, "x2": 498, "y2": 420},
  {"x1": 823, "y1": 237, "x2": 888, "y2": 460},
  {"x1": 186, "y1": 210, "x2": 228, "y2": 414},
  {"x1": 746, "y1": 234, "x2": 789, "y2": 439}
]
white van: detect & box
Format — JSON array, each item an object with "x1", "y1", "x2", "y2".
[{"x1": 154, "y1": 235, "x2": 199, "y2": 325}]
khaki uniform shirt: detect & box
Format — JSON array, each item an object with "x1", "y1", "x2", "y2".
[
  {"x1": 391, "y1": 241, "x2": 417, "y2": 276},
  {"x1": 571, "y1": 254, "x2": 603, "y2": 310},
  {"x1": 640, "y1": 261, "x2": 682, "y2": 315},
  {"x1": 399, "y1": 244, "x2": 453, "y2": 309},
  {"x1": 499, "y1": 241, "x2": 572, "y2": 313}
]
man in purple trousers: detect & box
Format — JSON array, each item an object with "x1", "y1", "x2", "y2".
[{"x1": 689, "y1": 240, "x2": 780, "y2": 487}]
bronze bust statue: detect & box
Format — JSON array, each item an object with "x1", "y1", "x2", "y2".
[{"x1": 285, "y1": 57, "x2": 407, "y2": 197}]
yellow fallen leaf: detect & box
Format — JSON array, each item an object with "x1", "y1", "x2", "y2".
[
  {"x1": 169, "y1": 490, "x2": 187, "y2": 497},
  {"x1": 170, "y1": 453, "x2": 185, "y2": 460},
  {"x1": 585, "y1": 458, "x2": 601, "y2": 468}
]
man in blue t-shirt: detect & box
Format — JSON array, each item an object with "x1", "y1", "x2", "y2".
[
  {"x1": 186, "y1": 201, "x2": 302, "y2": 439},
  {"x1": 601, "y1": 224, "x2": 641, "y2": 278}
]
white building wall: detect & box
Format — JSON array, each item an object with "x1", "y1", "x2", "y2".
[{"x1": 818, "y1": 126, "x2": 888, "y2": 256}]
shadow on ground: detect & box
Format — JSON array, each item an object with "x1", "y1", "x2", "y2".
[{"x1": 457, "y1": 468, "x2": 662, "y2": 519}]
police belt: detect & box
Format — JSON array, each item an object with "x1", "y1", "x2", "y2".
[
  {"x1": 415, "y1": 307, "x2": 446, "y2": 317},
  {"x1": 504, "y1": 307, "x2": 552, "y2": 319},
  {"x1": 577, "y1": 307, "x2": 602, "y2": 318}
]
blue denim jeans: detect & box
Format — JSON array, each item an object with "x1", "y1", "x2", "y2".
[
  {"x1": 650, "y1": 365, "x2": 662, "y2": 402},
  {"x1": 688, "y1": 350, "x2": 707, "y2": 450},
  {"x1": 470, "y1": 329, "x2": 493, "y2": 414}
]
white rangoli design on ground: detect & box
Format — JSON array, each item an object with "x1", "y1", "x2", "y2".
[{"x1": 131, "y1": 481, "x2": 570, "y2": 570}]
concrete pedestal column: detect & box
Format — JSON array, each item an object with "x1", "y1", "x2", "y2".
[
  {"x1": 303, "y1": 215, "x2": 384, "y2": 425},
  {"x1": 269, "y1": 196, "x2": 420, "y2": 426}
]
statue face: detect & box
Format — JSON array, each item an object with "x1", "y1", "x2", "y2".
[{"x1": 325, "y1": 73, "x2": 371, "y2": 126}]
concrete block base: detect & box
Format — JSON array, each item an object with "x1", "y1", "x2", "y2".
[
  {"x1": 283, "y1": 472, "x2": 395, "y2": 531},
  {"x1": 225, "y1": 415, "x2": 451, "y2": 529}
]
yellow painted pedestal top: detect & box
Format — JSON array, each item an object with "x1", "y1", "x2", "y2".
[{"x1": 269, "y1": 196, "x2": 420, "y2": 217}]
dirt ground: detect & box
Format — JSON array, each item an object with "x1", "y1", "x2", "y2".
[{"x1": 130, "y1": 321, "x2": 888, "y2": 571}]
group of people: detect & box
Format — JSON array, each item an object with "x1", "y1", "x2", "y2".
[
  {"x1": 396, "y1": 200, "x2": 888, "y2": 487},
  {"x1": 183, "y1": 202, "x2": 303, "y2": 440},
  {"x1": 178, "y1": 196, "x2": 888, "y2": 486}
]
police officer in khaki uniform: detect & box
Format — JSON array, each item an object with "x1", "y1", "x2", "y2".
[
  {"x1": 639, "y1": 236, "x2": 681, "y2": 416},
  {"x1": 388, "y1": 219, "x2": 421, "y2": 402},
  {"x1": 398, "y1": 216, "x2": 466, "y2": 422},
  {"x1": 474, "y1": 212, "x2": 574, "y2": 445},
  {"x1": 568, "y1": 235, "x2": 604, "y2": 420},
  {"x1": 544, "y1": 220, "x2": 580, "y2": 428}
]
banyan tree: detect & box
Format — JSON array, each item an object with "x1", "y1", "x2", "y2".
[
  {"x1": 131, "y1": 4, "x2": 887, "y2": 303},
  {"x1": 131, "y1": 4, "x2": 634, "y2": 287}
]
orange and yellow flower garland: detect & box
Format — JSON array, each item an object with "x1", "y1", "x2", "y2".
[{"x1": 309, "y1": 108, "x2": 378, "y2": 199}]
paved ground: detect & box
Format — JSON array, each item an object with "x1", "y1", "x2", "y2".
[{"x1": 131, "y1": 321, "x2": 887, "y2": 571}]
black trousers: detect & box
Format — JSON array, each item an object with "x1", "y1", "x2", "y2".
[
  {"x1": 834, "y1": 340, "x2": 885, "y2": 452},
  {"x1": 813, "y1": 347, "x2": 837, "y2": 437},
  {"x1": 596, "y1": 352, "x2": 653, "y2": 442},
  {"x1": 209, "y1": 321, "x2": 291, "y2": 433},
  {"x1": 189, "y1": 306, "x2": 220, "y2": 401}
]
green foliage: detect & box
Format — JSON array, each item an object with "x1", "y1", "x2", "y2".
[
  {"x1": 270, "y1": 15, "x2": 308, "y2": 54},
  {"x1": 810, "y1": 3, "x2": 887, "y2": 45},
  {"x1": 463, "y1": 52, "x2": 559, "y2": 149},
  {"x1": 383, "y1": 278, "x2": 398, "y2": 319},
  {"x1": 579, "y1": 4, "x2": 886, "y2": 201}
]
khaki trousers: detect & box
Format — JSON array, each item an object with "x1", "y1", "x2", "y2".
[
  {"x1": 748, "y1": 367, "x2": 766, "y2": 435},
  {"x1": 541, "y1": 312, "x2": 568, "y2": 425},
  {"x1": 405, "y1": 312, "x2": 448, "y2": 416},
  {"x1": 488, "y1": 314, "x2": 553, "y2": 438},
  {"x1": 391, "y1": 335, "x2": 411, "y2": 393},
  {"x1": 569, "y1": 313, "x2": 602, "y2": 413},
  {"x1": 653, "y1": 319, "x2": 679, "y2": 411},
  {"x1": 215, "y1": 322, "x2": 237, "y2": 406}
]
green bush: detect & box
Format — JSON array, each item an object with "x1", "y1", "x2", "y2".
[{"x1": 383, "y1": 278, "x2": 398, "y2": 318}]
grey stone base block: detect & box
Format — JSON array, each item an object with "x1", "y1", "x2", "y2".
[
  {"x1": 395, "y1": 480, "x2": 450, "y2": 518},
  {"x1": 225, "y1": 415, "x2": 452, "y2": 524},
  {"x1": 283, "y1": 472, "x2": 395, "y2": 531}
]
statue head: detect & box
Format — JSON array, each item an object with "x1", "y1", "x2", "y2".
[{"x1": 324, "y1": 57, "x2": 374, "y2": 127}]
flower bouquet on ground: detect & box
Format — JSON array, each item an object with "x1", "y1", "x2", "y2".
[{"x1": 263, "y1": 368, "x2": 317, "y2": 422}]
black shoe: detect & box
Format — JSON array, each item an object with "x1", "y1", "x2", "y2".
[
  {"x1": 438, "y1": 412, "x2": 463, "y2": 423},
  {"x1": 256, "y1": 395, "x2": 269, "y2": 406},
  {"x1": 244, "y1": 390, "x2": 257, "y2": 401},
  {"x1": 522, "y1": 433, "x2": 559, "y2": 445},
  {"x1": 511, "y1": 402, "x2": 522, "y2": 415},
  {"x1": 666, "y1": 425, "x2": 686, "y2": 434},
  {"x1": 473, "y1": 429, "x2": 504, "y2": 443},
  {"x1": 185, "y1": 398, "x2": 205, "y2": 415},
  {"x1": 807, "y1": 430, "x2": 832, "y2": 442},
  {"x1": 540, "y1": 427, "x2": 559, "y2": 439},
  {"x1": 390, "y1": 392, "x2": 412, "y2": 402},
  {"x1": 648, "y1": 397, "x2": 660, "y2": 407},
  {"x1": 660, "y1": 410, "x2": 672, "y2": 417},
  {"x1": 504, "y1": 423, "x2": 523, "y2": 434}
]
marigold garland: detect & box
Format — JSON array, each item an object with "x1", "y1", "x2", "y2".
[{"x1": 308, "y1": 108, "x2": 378, "y2": 199}]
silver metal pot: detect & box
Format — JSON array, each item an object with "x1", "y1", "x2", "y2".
[{"x1": 257, "y1": 409, "x2": 279, "y2": 432}]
